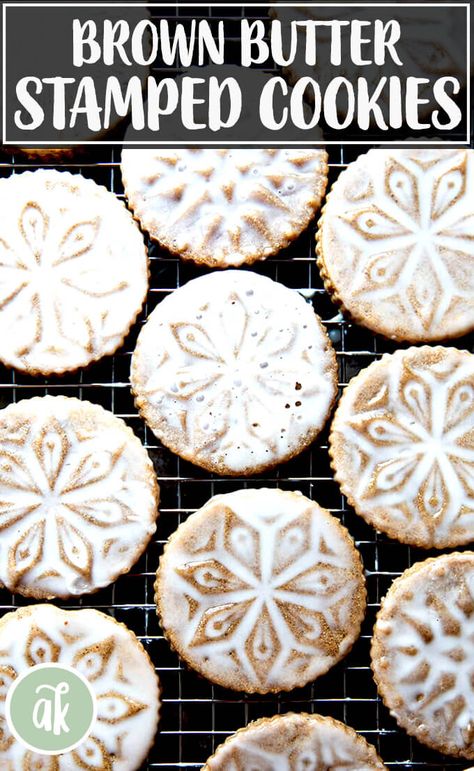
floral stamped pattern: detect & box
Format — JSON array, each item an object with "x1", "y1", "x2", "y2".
[
  {"x1": 318, "y1": 149, "x2": 474, "y2": 341},
  {"x1": 132, "y1": 271, "x2": 337, "y2": 475},
  {"x1": 156, "y1": 489, "x2": 366, "y2": 693},
  {"x1": 0, "y1": 605, "x2": 160, "y2": 770},
  {"x1": 0, "y1": 170, "x2": 147, "y2": 374},
  {"x1": 205, "y1": 713, "x2": 387, "y2": 770},
  {"x1": 0, "y1": 396, "x2": 158, "y2": 598},
  {"x1": 330, "y1": 347, "x2": 474, "y2": 549},
  {"x1": 372, "y1": 553, "x2": 474, "y2": 760},
  {"x1": 121, "y1": 146, "x2": 328, "y2": 267}
]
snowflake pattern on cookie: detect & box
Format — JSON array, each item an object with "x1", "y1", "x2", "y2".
[
  {"x1": 0, "y1": 170, "x2": 148, "y2": 374},
  {"x1": 204, "y1": 713, "x2": 387, "y2": 770},
  {"x1": 156, "y1": 489, "x2": 366, "y2": 693},
  {"x1": 317, "y1": 149, "x2": 474, "y2": 341},
  {"x1": 0, "y1": 605, "x2": 160, "y2": 770},
  {"x1": 0, "y1": 396, "x2": 158, "y2": 598},
  {"x1": 121, "y1": 148, "x2": 328, "y2": 267},
  {"x1": 330, "y1": 347, "x2": 474, "y2": 548},
  {"x1": 372, "y1": 553, "x2": 474, "y2": 759},
  {"x1": 131, "y1": 271, "x2": 337, "y2": 475}
]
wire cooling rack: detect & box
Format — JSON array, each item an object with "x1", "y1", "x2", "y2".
[{"x1": 0, "y1": 148, "x2": 472, "y2": 771}]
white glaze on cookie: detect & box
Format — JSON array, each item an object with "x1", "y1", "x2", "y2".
[
  {"x1": 131, "y1": 271, "x2": 337, "y2": 475},
  {"x1": 330, "y1": 347, "x2": 474, "y2": 548},
  {"x1": 204, "y1": 712, "x2": 387, "y2": 770},
  {"x1": 372, "y1": 552, "x2": 474, "y2": 759},
  {"x1": 0, "y1": 170, "x2": 148, "y2": 374},
  {"x1": 121, "y1": 148, "x2": 328, "y2": 267},
  {"x1": 0, "y1": 604, "x2": 160, "y2": 770},
  {"x1": 317, "y1": 149, "x2": 474, "y2": 341},
  {"x1": 0, "y1": 396, "x2": 158, "y2": 598},
  {"x1": 155, "y1": 488, "x2": 366, "y2": 693}
]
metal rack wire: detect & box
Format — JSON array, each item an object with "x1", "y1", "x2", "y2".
[{"x1": 0, "y1": 144, "x2": 472, "y2": 771}]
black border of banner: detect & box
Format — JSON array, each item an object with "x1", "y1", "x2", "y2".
[{"x1": 2, "y1": 2, "x2": 471, "y2": 146}]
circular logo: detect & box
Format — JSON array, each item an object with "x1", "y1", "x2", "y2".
[{"x1": 5, "y1": 663, "x2": 96, "y2": 755}]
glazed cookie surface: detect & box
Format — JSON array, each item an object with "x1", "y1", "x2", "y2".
[
  {"x1": 0, "y1": 170, "x2": 148, "y2": 374},
  {"x1": 317, "y1": 149, "x2": 474, "y2": 341},
  {"x1": 203, "y1": 712, "x2": 387, "y2": 769},
  {"x1": 0, "y1": 604, "x2": 160, "y2": 770},
  {"x1": 155, "y1": 488, "x2": 366, "y2": 693},
  {"x1": 121, "y1": 148, "x2": 328, "y2": 267},
  {"x1": 131, "y1": 270, "x2": 337, "y2": 476},
  {"x1": 329, "y1": 346, "x2": 474, "y2": 549},
  {"x1": 0, "y1": 395, "x2": 158, "y2": 598},
  {"x1": 372, "y1": 552, "x2": 474, "y2": 759}
]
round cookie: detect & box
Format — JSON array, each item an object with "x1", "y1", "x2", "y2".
[
  {"x1": 0, "y1": 395, "x2": 159, "y2": 598},
  {"x1": 316, "y1": 149, "x2": 474, "y2": 342},
  {"x1": 0, "y1": 604, "x2": 160, "y2": 770},
  {"x1": 372, "y1": 552, "x2": 474, "y2": 759},
  {"x1": 121, "y1": 147, "x2": 328, "y2": 267},
  {"x1": 155, "y1": 488, "x2": 366, "y2": 693},
  {"x1": 0, "y1": 169, "x2": 148, "y2": 375},
  {"x1": 203, "y1": 712, "x2": 387, "y2": 769},
  {"x1": 131, "y1": 270, "x2": 337, "y2": 476},
  {"x1": 329, "y1": 346, "x2": 474, "y2": 549}
]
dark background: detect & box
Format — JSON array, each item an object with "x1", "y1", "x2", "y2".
[
  {"x1": 0, "y1": 2, "x2": 473, "y2": 769},
  {"x1": 0, "y1": 142, "x2": 471, "y2": 769}
]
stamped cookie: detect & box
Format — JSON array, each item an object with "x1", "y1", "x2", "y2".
[
  {"x1": 155, "y1": 488, "x2": 366, "y2": 693},
  {"x1": 0, "y1": 395, "x2": 159, "y2": 598},
  {"x1": 329, "y1": 346, "x2": 474, "y2": 549},
  {"x1": 121, "y1": 147, "x2": 328, "y2": 267},
  {"x1": 131, "y1": 271, "x2": 337, "y2": 476},
  {"x1": 0, "y1": 169, "x2": 148, "y2": 375},
  {"x1": 316, "y1": 149, "x2": 474, "y2": 342},
  {"x1": 203, "y1": 712, "x2": 387, "y2": 769},
  {"x1": 372, "y1": 552, "x2": 474, "y2": 759},
  {"x1": 0, "y1": 604, "x2": 160, "y2": 769}
]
